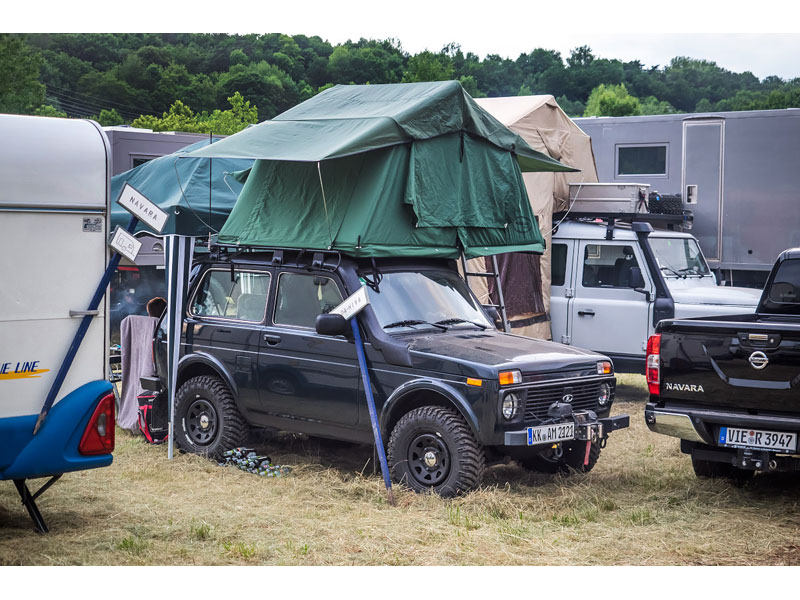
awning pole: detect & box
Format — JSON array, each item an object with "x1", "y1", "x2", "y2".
[{"x1": 350, "y1": 317, "x2": 395, "y2": 506}]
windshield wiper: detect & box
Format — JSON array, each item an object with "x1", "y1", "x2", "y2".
[
  {"x1": 678, "y1": 266, "x2": 704, "y2": 276},
  {"x1": 384, "y1": 319, "x2": 448, "y2": 331},
  {"x1": 659, "y1": 265, "x2": 684, "y2": 278},
  {"x1": 434, "y1": 318, "x2": 487, "y2": 330}
]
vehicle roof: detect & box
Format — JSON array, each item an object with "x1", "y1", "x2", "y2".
[{"x1": 553, "y1": 219, "x2": 694, "y2": 241}]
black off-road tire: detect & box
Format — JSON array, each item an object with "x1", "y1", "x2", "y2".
[
  {"x1": 692, "y1": 456, "x2": 754, "y2": 481},
  {"x1": 174, "y1": 375, "x2": 249, "y2": 459},
  {"x1": 521, "y1": 440, "x2": 601, "y2": 475},
  {"x1": 387, "y1": 406, "x2": 486, "y2": 497}
]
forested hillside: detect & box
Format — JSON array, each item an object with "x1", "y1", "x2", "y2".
[{"x1": 2, "y1": 33, "x2": 798, "y2": 134}]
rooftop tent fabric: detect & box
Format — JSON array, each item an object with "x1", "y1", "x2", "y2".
[
  {"x1": 198, "y1": 82, "x2": 576, "y2": 258},
  {"x1": 110, "y1": 138, "x2": 254, "y2": 237},
  {"x1": 188, "y1": 81, "x2": 575, "y2": 173}
]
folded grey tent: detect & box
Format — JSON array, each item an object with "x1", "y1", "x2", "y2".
[{"x1": 189, "y1": 81, "x2": 576, "y2": 259}]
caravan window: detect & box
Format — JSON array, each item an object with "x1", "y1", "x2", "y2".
[{"x1": 617, "y1": 144, "x2": 667, "y2": 176}]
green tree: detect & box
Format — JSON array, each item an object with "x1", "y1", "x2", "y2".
[
  {"x1": 639, "y1": 96, "x2": 676, "y2": 115},
  {"x1": 555, "y1": 95, "x2": 585, "y2": 117},
  {"x1": 0, "y1": 34, "x2": 46, "y2": 114},
  {"x1": 97, "y1": 108, "x2": 125, "y2": 126},
  {"x1": 584, "y1": 83, "x2": 641, "y2": 117},
  {"x1": 402, "y1": 51, "x2": 453, "y2": 82},
  {"x1": 34, "y1": 104, "x2": 67, "y2": 118}
]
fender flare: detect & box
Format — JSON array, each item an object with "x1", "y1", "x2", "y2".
[
  {"x1": 177, "y1": 352, "x2": 239, "y2": 398},
  {"x1": 380, "y1": 378, "x2": 481, "y2": 438}
]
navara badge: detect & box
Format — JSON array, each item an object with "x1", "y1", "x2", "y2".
[{"x1": 749, "y1": 351, "x2": 769, "y2": 370}]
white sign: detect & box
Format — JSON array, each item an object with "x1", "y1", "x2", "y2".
[
  {"x1": 331, "y1": 285, "x2": 370, "y2": 320},
  {"x1": 116, "y1": 183, "x2": 168, "y2": 233},
  {"x1": 109, "y1": 226, "x2": 142, "y2": 263}
]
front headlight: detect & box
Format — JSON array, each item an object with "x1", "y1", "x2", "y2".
[
  {"x1": 598, "y1": 381, "x2": 612, "y2": 406},
  {"x1": 502, "y1": 393, "x2": 521, "y2": 420}
]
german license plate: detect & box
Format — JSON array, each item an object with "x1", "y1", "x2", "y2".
[
  {"x1": 527, "y1": 423, "x2": 574, "y2": 446},
  {"x1": 719, "y1": 427, "x2": 797, "y2": 453}
]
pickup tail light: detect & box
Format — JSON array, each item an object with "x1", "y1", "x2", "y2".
[
  {"x1": 646, "y1": 334, "x2": 661, "y2": 396},
  {"x1": 79, "y1": 392, "x2": 116, "y2": 455}
]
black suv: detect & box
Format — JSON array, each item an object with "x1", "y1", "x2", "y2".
[{"x1": 154, "y1": 247, "x2": 628, "y2": 495}]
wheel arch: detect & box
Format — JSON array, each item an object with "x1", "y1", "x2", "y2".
[
  {"x1": 380, "y1": 379, "x2": 480, "y2": 440},
  {"x1": 176, "y1": 353, "x2": 238, "y2": 398}
]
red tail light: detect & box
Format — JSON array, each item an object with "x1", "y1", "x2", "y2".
[
  {"x1": 79, "y1": 392, "x2": 116, "y2": 455},
  {"x1": 646, "y1": 334, "x2": 661, "y2": 396}
]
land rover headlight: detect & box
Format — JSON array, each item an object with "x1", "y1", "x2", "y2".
[
  {"x1": 502, "y1": 393, "x2": 521, "y2": 420},
  {"x1": 598, "y1": 382, "x2": 612, "y2": 406}
]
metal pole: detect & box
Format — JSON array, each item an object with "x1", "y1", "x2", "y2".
[
  {"x1": 33, "y1": 214, "x2": 139, "y2": 435},
  {"x1": 350, "y1": 318, "x2": 394, "y2": 505}
]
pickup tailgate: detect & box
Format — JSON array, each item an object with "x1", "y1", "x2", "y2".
[{"x1": 659, "y1": 316, "x2": 800, "y2": 412}]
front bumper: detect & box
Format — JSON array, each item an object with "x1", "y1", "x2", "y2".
[{"x1": 503, "y1": 413, "x2": 630, "y2": 446}]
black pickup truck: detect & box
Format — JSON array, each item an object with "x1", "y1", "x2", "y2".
[
  {"x1": 645, "y1": 248, "x2": 800, "y2": 478},
  {"x1": 150, "y1": 247, "x2": 629, "y2": 496}
]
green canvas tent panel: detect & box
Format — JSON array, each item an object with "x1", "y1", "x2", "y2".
[
  {"x1": 110, "y1": 139, "x2": 254, "y2": 236},
  {"x1": 194, "y1": 81, "x2": 578, "y2": 258}
]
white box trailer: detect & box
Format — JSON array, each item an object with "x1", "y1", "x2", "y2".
[{"x1": 0, "y1": 114, "x2": 116, "y2": 532}]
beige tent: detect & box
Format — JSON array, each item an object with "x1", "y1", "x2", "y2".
[{"x1": 467, "y1": 95, "x2": 598, "y2": 339}]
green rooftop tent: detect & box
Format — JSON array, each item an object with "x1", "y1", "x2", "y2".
[{"x1": 189, "y1": 81, "x2": 576, "y2": 259}]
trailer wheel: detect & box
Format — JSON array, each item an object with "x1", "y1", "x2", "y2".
[
  {"x1": 174, "y1": 375, "x2": 249, "y2": 459},
  {"x1": 387, "y1": 406, "x2": 485, "y2": 497},
  {"x1": 521, "y1": 440, "x2": 601, "y2": 474},
  {"x1": 691, "y1": 457, "x2": 754, "y2": 480}
]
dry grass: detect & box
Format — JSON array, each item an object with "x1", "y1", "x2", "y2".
[{"x1": 2, "y1": 373, "x2": 800, "y2": 565}]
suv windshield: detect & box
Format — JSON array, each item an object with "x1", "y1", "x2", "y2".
[
  {"x1": 650, "y1": 237, "x2": 710, "y2": 277},
  {"x1": 365, "y1": 269, "x2": 492, "y2": 332}
]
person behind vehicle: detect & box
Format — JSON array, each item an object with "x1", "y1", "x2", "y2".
[{"x1": 146, "y1": 297, "x2": 167, "y2": 319}]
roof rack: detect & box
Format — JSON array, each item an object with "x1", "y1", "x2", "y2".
[
  {"x1": 209, "y1": 243, "x2": 343, "y2": 272},
  {"x1": 554, "y1": 211, "x2": 693, "y2": 240}
]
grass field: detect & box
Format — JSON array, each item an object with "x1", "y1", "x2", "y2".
[{"x1": 2, "y1": 373, "x2": 799, "y2": 566}]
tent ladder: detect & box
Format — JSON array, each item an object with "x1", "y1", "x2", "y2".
[{"x1": 460, "y1": 254, "x2": 511, "y2": 333}]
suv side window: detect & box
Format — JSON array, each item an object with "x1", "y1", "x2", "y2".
[
  {"x1": 582, "y1": 244, "x2": 640, "y2": 288},
  {"x1": 551, "y1": 243, "x2": 568, "y2": 287},
  {"x1": 190, "y1": 269, "x2": 271, "y2": 322},
  {"x1": 274, "y1": 272, "x2": 344, "y2": 329}
]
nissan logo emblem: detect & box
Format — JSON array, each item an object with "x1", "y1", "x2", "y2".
[
  {"x1": 749, "y1": 351, "x2": 769, "y2": 370},
  {"x1": 562, "y1": 393, "x2": 574, "y2": 403}
]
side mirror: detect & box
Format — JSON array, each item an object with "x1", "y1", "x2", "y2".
[
  {"x1": 315, "y1": 313, "x2": 349, "y2": 336},
  {"x1": 629, "y1": 267, "x2": 651, "y2": 302},
  {"x1": 482, "y1": 305, "x2": 502, "y2": 329},
  {"x1": 629, "y1": 266, "x2": 645, "y2": 290}
]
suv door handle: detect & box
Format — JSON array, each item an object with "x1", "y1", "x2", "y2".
[
  {"x1": 577, "y1": 310, "x2": 596, "y2": 317},
  {"x1": 263, "y1": 334, "x2": 281, "y2": 345}
]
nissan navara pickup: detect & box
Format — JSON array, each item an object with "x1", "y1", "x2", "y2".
[
  {"x1": 151, "y1": 247, "x2": 629, "y2": 496},
  {"x1": 645, "y1": 248, "x2": 800, "y2": 479}
]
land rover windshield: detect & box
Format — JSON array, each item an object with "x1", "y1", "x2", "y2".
[
  {"x1": 365, "y1": 269, "x2": 492, "y2": 332},
  {"x1": 650, "y1": 237, "x2": 710, "y2": 277}
]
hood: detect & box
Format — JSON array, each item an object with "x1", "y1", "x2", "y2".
[
  {"x1": 405, "y1": 329, "x2": 604, "y2": 374},
  {"x1": 670, "y1": 284, "x2": 762, "y2": 307}
]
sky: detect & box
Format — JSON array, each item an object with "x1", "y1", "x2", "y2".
[{"x1": 9, "y1": 0, "x2": 800, "y2": 80}]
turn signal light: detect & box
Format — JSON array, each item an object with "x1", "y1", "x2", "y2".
[
  {"x1": 79, "y1": 392, "x2": 116, "y2": 455},
  {"x1": 499, "y1": 370, "x2": 522, "y2": 386},
  {"x1": 596, "y1": 361, "x2": 613, "y2": 375},
  {"x1": 646, "y1": 334, "x2": 661, "y2": 396}
]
